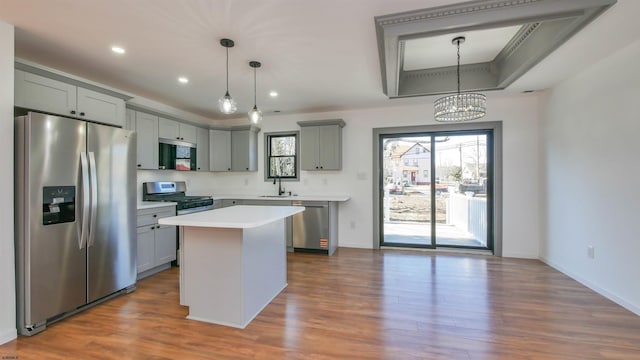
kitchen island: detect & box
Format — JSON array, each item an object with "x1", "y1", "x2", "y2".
[{"x1": 158, "y1": 205, "x2": 304, "y2": 328}]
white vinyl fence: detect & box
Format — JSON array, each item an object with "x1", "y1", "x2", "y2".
[{"x1": 446, "y1": 193, "x2": 487, "y2": 246}]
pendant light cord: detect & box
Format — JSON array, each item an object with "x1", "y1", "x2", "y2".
[
  {"x1": 226, "y1": 47, "x2": 229, "y2": 92},
  {"x1": 456, "y1": 39, "x2": 461, "y2": 95},
  {"x1": 253, "y1": 67, "x2": 257, "y2": 105}
]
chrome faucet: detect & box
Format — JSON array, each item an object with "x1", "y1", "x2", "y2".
[{"x1": 273, "y1": 177, "x2": 285, "y2": 195}]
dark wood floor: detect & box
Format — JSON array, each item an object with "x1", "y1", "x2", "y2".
[{"x1": 2, "y1": 248, "x2": 640, "y2": 359}]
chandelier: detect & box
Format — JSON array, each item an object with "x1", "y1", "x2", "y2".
[{"x1": 434, "y1": 36, "x2": 486, "y2": 122}]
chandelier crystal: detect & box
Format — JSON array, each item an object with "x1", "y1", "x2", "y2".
[
  {"x1": 434, "y1": 36, "x2": 486, "y2": 122},
  {"x1": 218, "y1": 38, "x2": 237, "y2": 114}
]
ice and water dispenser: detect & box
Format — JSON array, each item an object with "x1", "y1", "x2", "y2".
[{"x1": 42, "y1": 186, "x2": 75, "y2": 225}]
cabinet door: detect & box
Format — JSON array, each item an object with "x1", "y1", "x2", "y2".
[
  {"x1": 125, "y1": 109, "x2": 136, "y2": 131},
  {"x1": 318, "y1": 125, "x2": 341, "y2": 170},
  {"x1": 209, "y1": 129, "x2": 231, "y2": 171},
  {"x1": 179, "y1": 123, "x2": 197, "y2": 143},
  {"x1": 77, "y1": 87, "x2": 125, "y2": 127},
  {"x1": 155, "y1": 225, "x2": 177, "y2": 265},
  {"x1": 231, "y1": 130, "x2": 250, "y2": 171},
  {"x1": 300, "y1": 126, "x2": 320, "y2": 170},
  {"x1": 196, "y1": 127, "x2": 209, "y2": 171},
  {"x1": 136, "y1": 226, "x2": 156, "y2": 273},
  {"x1": 15, "y1": 69, "x2": 77, "y2": 116},
  {"x1": 135, "y1": 111, "x2": 159, "y2": 169},
  {"x1": 158, "y1": 117, "x2": 180, "y2": 140}
]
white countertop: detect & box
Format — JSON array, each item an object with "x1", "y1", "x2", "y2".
[
  {"x1": 212, "y1": 194, "x2": 350, "y2": 202},
  {"x1": 158, "y1": 205, "x2": 305, "y2": 229},
  {"x1": 137, "y1": 201, "x2": 178, "y2": 210}
]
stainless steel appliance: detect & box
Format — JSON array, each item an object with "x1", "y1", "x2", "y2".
[
  {"x1": 15, "y1": 112, "x2": 137, "y2": 336},
  {"x1": 158, "y1": 140, "x2": 196, "y2": 171},
  {"x1": 142, "y1": 181, "x2": 213, "y2": 215},
  {"x1": 292, "y1": 201, "x2": 332, "y2": 254}
]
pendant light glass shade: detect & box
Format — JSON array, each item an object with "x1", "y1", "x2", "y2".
[
  {"x1": 218, "y1": 38, "x2": 237, "y2": 114},
  {"x1": 434, "y1": 36, "x2": 486, "y2": 122},
  {"x1": 248, "y1": 61, "x2": 262, "y2": 124}
]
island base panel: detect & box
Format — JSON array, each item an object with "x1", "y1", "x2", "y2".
[{"x1": 181, "y1": 219, "x2": 288, "y2": 328}]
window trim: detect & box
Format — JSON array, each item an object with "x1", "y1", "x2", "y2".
[{"x1": 264, "y1": 131, "x2": 300, "y2": 181}]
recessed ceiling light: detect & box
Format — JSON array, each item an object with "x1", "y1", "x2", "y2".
[
  {"x1": 269, "y1": 91, "x2": 278, "y2": 97},
  {"x1": 178, "y1": 77, "x2": 189, "y2": 84},
  {"x1": 111, "y1": 46, "x2": 125, "y2": 54}
]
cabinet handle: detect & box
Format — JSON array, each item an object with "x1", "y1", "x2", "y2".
[
  {"x1": 227, "y1": 168, "x2": 231, "y2": 171},
  {"x1": 80, "y1": 112, "x2": 85, "y2": 116},
  {"x1": 153, "y1": 214, "x2": 157, "y2": 218},
  {"x1": 246, "y1": 167, "x2": 249, "y2": 170},
  {"x1": 315, "y1": 166, "x2": 319, "y2": 169},
  {"x1": 137, "y1": 164, "x2": 141, "y2": 167},
  {"x1": 70, "y1": 110, "x2": 76, "y2": 115},
  {"x1": 150, "y1": 226, "x2": 155, "y2": 230},
  {"x1": 320, "y1": 166, "x2": 324, "y2": 169},
  {"x1": 197, "y1": 167, "x2": 201, "y2": 170},
  {"x1": 176, "y1": 137, "x2": 180, "y2": 140}
]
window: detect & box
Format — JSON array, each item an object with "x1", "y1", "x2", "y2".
[{"x1": 264, "y1": 132, "x2": 299, "y2": 180}]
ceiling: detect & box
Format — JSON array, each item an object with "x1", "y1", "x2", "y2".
[{"x1": 0, "y1": 0, "x2": 638, "y2": 123}]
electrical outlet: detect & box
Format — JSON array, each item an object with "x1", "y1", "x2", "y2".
[{"x1": 587, "y1": 245, "x2": 595, "y2": 259}]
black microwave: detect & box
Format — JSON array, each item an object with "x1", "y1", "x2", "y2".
[{"x1": 158, "y1": 140, "x2": 197, "y2": 171}]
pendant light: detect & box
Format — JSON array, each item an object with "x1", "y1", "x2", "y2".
[
  {"x1": 434, "y1": 36, "x2": 486, "y2": 122},
  {"x1": 218, "y1": 38, "x2": 237, "y2": 114},
  {"x1": 248, "y1": 61, "x2": 262, "y2": 124}
]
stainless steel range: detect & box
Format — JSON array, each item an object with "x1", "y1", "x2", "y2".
[{"x1": 143, "y1": 181, "x2": 213, "y2": 215}]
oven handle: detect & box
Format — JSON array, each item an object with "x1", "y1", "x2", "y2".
[
  {"x1": 88, "y1": 152, "x2": 98, "y2": 247},
  {"x1": 79, "y1": 152, "x2": 89, "y2": 250},
  {"x1": 177, "y1": 205, "x2": 214, "y2": 215}
]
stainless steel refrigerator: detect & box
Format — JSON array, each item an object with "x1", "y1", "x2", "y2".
[{"x1": 14, "y1": 111, "x2": 137, "y2": 336}]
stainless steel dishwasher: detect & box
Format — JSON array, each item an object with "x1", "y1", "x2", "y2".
[{"x1": 292, "y1": 201, "x2": 330, "y2": 254}]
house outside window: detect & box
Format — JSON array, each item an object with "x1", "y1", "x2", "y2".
[{"x1": 264, "y1": 131, "x2": 300, "y2": 180}]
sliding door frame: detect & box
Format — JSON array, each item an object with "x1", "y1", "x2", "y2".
[{"x1": 372, "y1": 121, "x2": 503, "y2": 256}]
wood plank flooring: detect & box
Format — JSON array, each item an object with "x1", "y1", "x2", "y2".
[{"x1": 2, "y1": 248, "x2": 640, "y2": 359}]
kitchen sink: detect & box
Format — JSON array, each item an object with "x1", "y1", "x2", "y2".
[{"x1": 259, "y1": 195, "x2": 290, "y2": 198}]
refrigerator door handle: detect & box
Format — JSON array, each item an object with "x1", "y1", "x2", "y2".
[
  {"x1": 88, "y1": 152, "x2": 98, "y2": 247},
  {"x1": 79, "y1": 152, "x2": 90, "y2": 249}
]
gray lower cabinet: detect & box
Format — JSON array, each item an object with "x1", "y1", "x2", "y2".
[{"x1": 136, "y1": 205, "x2": 176, "y2": 279}]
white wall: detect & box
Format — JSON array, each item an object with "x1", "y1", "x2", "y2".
[
  {"x1": 540, "y1": 39, "x2": 640, "y2": 315},
  {"x1": 145, "y1": 95, "x2": 541, "y2": 257},
  {"x1": 0, "y1": 20, "x2": 16, "y2": 345}
]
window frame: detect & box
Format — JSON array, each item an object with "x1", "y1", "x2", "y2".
[{"x1": 264, "y1": 131, "x2": 300, "y2": 181}]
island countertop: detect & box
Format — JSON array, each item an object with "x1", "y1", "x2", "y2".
[
  {"x1": 211, "y1": 194, "x2": 350, "y2": 202},
  {"x1": 158, "y1": 205, "x2": 304, "y2": 229}
]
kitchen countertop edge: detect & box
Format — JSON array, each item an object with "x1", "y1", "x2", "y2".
[{"x1": 211, "y1": 194, "x2": 350, "y2": 202}]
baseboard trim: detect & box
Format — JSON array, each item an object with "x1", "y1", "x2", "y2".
[
  {"x1": 0, "y1": 327, "x2": 17, "y2": 345},
  {"x1": 540, "y1": 256, "x2": 640, "y2": 316},
  {"x1": 502, "y1": 251, "x2": 538, "y2": 259}
]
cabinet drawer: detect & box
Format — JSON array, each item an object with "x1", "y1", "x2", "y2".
[{"x1": 137, "y1": 207, "x2": 176, "y2": 227}]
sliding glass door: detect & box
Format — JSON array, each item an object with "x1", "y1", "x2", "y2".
[{"x1": 380, "y1": 130, "x2": 493, "y2": 251}]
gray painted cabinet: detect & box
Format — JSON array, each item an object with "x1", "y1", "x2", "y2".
[
  {"x1": 159, "y1": 117, "x2": 197, "y2": 143},
  {"x1": 127, "y1": 109, "x2": 159, "y2": 170},
  {"x1": 136, "y1": 205, "x2": 176, "y2": 279},
  {"x1": 298, "y1": 120, "x2": 345, "y2": 171},
  {"x1": 15, "y1": 69, "x2": 125, "y2": 127},
  {"x1": 196, "y1": 127, "x2": 209, "y2": 171},
  {"x1": 209, "y1": 129, "x2": 232, "y2": 171},
  {"x1": 231, "y1": 128, "x2": 259, "y2": 171}
]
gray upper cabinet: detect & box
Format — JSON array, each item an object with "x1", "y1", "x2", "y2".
[
  {"x1": 231, "y1": 126, "x2": 259, "y2": 171},
  {"x1": 209, "y1": 129, "x2": 231, "y2": 171},
  {"x1": 158, "y1": 117, "x2": 197, "y2": 143},
  {"x1": 15, "y1": 69, "x2": 125, "y2": 127},
  {"x1": 129, "y1": 110, "x2": 159, "y2": 170},
  {"x1": 196, "y1": 127, "x2": 209, "y2": 172},
  {"x1": 298, "y1": 119, "x2": 345, "y2": 171}
]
